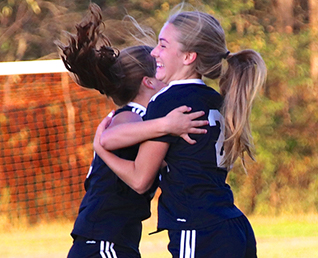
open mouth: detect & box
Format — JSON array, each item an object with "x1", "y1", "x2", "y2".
[{"x1": 156, "y1": 62, "x2": 164, "y2": 68}]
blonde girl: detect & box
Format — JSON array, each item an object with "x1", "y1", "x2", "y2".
[{"x1": 95, "y1": 9, "x2": 266, "y2": 258}]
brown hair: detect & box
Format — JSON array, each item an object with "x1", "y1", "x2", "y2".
[
  {"x1": 168, "y1": 11, "x2": 267, "y2": 169},
  {"x1": 55, "y1": 4, "x2": 156, "y2": 106}
]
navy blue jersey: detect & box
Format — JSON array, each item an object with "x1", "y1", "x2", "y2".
[
  {"x1": 71, "y1": 102, "x2": 158, "y2": 251},
  {"x1": 144, "y1": 79, "x2": 242, "y2": 230}
]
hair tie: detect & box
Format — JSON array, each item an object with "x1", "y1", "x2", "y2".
[{"x1": 223, "y1": 51, "x2": 230, "y2": 59}]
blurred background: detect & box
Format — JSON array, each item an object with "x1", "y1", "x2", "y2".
[{"x1": 0, "y1": 0, "x2": 318, "y2": 257}]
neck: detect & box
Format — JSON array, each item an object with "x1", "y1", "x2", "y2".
[
  {"x1": 169, "y1": 70, "x2": 201, "y2": 84},
  {"x1": 132, "y1": 94, "x2": 148, "y2": 108}
]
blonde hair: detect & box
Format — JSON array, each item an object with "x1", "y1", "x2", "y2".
[{"x1": 168, "y1": 11, "x2": 267, "y2": 169}]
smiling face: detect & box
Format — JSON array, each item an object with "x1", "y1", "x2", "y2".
[{"x1": 151, "y1": 23, "x2": 199, "y2": 84}]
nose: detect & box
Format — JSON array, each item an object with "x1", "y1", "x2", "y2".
[{"x1": 151, "y1": 45, "x2": 159, "y2": 57}]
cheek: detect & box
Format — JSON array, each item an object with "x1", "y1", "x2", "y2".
[{"x1": 170, "y1": 50, "x2": 183, "y2": 64}]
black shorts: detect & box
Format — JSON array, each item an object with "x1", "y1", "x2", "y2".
[
  {"x1": 167, "y1": 215, "x2": 257, "y2": 258},
  {"x1": 67, "y1": 235, "x2": 141, "y2": 258}
]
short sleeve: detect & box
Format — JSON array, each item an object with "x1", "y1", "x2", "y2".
[{"x1": 144, "y1": 91, "x2": 180, "y2": 143}]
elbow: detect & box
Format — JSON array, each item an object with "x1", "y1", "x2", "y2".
[
  {"x1": 99, "y1": 136, "x2": 113, "y2": 151},
  {"x1": 134, "y1": 187, "x2": 149, "y2": 195},
  {"x1": 132, "y1": 179, "x2": 152, "y2": 195}
]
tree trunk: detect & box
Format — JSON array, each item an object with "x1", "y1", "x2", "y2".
[
  {"x1": 274, "y1": 0, "x2": 294, "y2": 33},
  {"x1": 273, "y1": 0, "x2": 296, "y2": 80},
  {"x1": 309, "y1": 0, "x2": 318, "y2": 87}
]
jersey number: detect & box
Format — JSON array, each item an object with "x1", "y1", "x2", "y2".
[{"x1": 208, "y1": 110, "x2": 225, "y2": 167}]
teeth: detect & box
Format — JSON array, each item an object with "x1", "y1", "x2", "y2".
[{"x1": 157, "y1": 63, "x2": 164, "y2": 68}]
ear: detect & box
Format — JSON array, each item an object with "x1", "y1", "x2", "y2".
[
  {"x1": 183, "y1": 52, "x2": 197, "y2": 65},
  {"x1": 142, "y1": 76, "x2": 155, "y2": 90}
]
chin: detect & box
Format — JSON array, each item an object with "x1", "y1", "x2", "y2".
[{"x1": 155, "y1": 74, "x2": 164, "y2": 82}]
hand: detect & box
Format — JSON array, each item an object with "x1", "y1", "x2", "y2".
[
  {"x1": 93, "y1": 111, "x2": 114, "y2": 154},
  {"x1": 164, "y1": 106, "x2": 208, "y2": 144}
]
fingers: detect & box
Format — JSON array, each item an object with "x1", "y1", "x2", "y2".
[
  {"x1": 103, "y1": 116, "x2": 113, "y2": 129},
  {"x1": 188, "y1": 128, "x2": 207, "y2": 134},
  {"x1": 180, "y1": 134, "x2": 197, "y2": 145},
  {"x1": 191, "y1": 119, "x2": 209, "y2": 128},
  {"x1": 175, "y1": 105, "x2": 192, "y2": 113},
  {"x1": 173, "y1": 106, "x2": 205, "y2": 119},
  {"x1": 107, "y1": 110, "x2": 115, "y2": 118},
  {"x1": 99, "y1": 111, "x2": 114, "y2": 130},
  {"x1": 188, "y1": 110, "x2": 205, "y2": 119}
]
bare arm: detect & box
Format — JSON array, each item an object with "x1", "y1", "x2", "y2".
[
  {"x1": 94, "y1": 117, "x2": 169, "y2": 194},
  {"x1": 100, "y1": 105, "x2": 208, "y2": 150}
]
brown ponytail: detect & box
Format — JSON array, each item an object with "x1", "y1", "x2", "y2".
[
  {"x1": 55, "y1": 4, "x2": 156, "y2": 106},
  {"x1": 56, "y1": 4, "x2": 120, "y2": 97}
]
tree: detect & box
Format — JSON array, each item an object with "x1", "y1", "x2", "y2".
[
  {"x1": 0, "y1": 0, "x2": 84, "y2": 61},
  {"x1": 309, "y1": 0, "x2": 318, "y2": 85},
  {"x1": 273, "y1": 0, "x2": 294, "y2": 33}
]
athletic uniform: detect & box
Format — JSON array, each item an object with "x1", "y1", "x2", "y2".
[
  {"x1": 68, "y1": 102, "x2": 158, "y2": 258},
  {"x1": 144, "y1": 79, "x2": 257, "y2": 258}
]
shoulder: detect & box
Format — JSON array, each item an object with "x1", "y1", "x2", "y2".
[
  {"x1": 110, "y1": 106, "x2": 143, "y2": 128},
  {"x1": 115, "y1": 103, "x2": 146, "y2": 116},
  {"x1": 112, "y1": 111, "x2": 142, "y2": 125}
]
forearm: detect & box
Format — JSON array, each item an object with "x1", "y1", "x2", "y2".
[
  {"x1": 97, "y1": 148, "x2": 151, "y2": 193},
  {"x1": 100, "y1": 105, "x2": 208, "y2": 150},
  {"x1": 95, "y1": 140, "x2": 168, "y2": 194},
  {"x1": 100, "y1": 118, "x2": 168, "y2": 150}
]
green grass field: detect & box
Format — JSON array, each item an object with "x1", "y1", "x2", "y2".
[{"x1": 1, "y1": 213, "x2": 318, "y2": 257}]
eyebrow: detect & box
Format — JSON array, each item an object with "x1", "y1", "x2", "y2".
[{"x1": 159, "y1": 38, "x2": 169, "y2": 44}]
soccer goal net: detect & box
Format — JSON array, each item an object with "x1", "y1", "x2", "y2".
[{"x1": 0, "y1": 60, "x2": 115, "y2": 224}]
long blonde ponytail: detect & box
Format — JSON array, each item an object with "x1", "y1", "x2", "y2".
[
  {"x1": 167, "y1": 10, "x2": 267, "y2": 170},
  {"x1": 219, "y1": 50, "x2": 267, "y2": 170}
]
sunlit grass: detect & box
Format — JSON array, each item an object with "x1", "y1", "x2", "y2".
[
  {"x1": 251, "y1": 213, "x2": 318, "y2": 258},
  {"x1": 251, "y1": 213, "x2": 318, "y2": 237},
  {"x1": 1, "y1": 213, "x2": 318, "y2": 258},
  {"x1": 1, "y1": 219, "x2": 73, "y2": 258}
]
